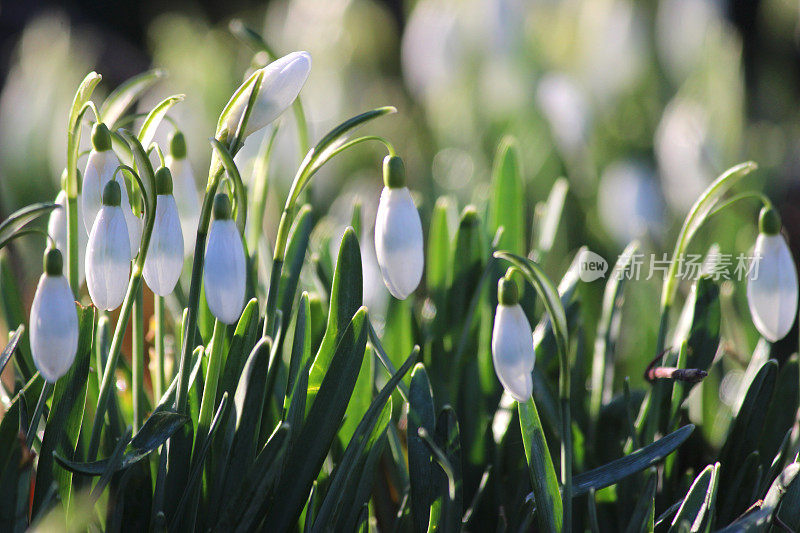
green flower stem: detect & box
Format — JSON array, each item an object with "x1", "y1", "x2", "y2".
[
  {"x1": 193, "y1": 319, "x2": 226, "y2": 453},
  {"x1": 132, "y1": 285, "x2": 144, "y2": 432},
  {"x1": 246, "y1": 126, "x2": 280, "y2": 256},
  {"x1": 153, "y1": 295, "x2": 165, "y2": 400},
  {"x1": 26, "y1": 381, "x2": 54, "y2": 450},
  {"x1": 175, "y1": 169, "x2": 223, "y2": 414}
]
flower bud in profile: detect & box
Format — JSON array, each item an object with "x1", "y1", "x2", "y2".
[
  {"x1": 203, "y1": 194, "x2": 246, "y2": 324},
  {"x1": 374, "y1": 156, "x2": 424, "y2": 300},
  {"x1": 747, "y1": 206, "x2": 798, "y2": 342},
  {"x1": 48, "y1": 188, "x2": 88, "y2": 285},
  {"x1": 30, "y1": 248, "x2": 78, "y2": 382},
  {"x1": 221, "y1": 51, "x2": 312, "y2": 139},
  {"x1": 143, "y1": 167, "x2": 184, "y2": 296},
  {"x1": 81, "y1": 122, "x2": 142, "y2": 257},
  {"x1": 491, "y1": 274, "x2": 534, "y2": 402},
  {"x1": 86, "y1": 180, "x2": 131, "y2": 310},
  {"x1": 166, "y1": 131, "x2": 201, "y2": 256}
]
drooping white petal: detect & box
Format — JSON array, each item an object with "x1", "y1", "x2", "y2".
[
  {"x1": 166, "y1": 156, "x2": 201, "y2": 256},
  {"x1": 491, "y1": 303, "x2": 535, "y2": 402},
  {"x1": 48, "y1": 190, "x2": 88, "y2": 285},
  {"x1": 86, "y1": 205, "x2": 131, "y2": 310},
  {"x1": 143, "y1": 195, "x2": 184, "y2": 296},
  {"x1": 222, "y1": 51, "x2": 312, "y2": 139},
  {"x1": 374, "y1": 187, "x2": 424, "y2": 300},
  {"x1": 81, "y1": 149, "x2": 122, "y2": 233},
  {"x1": 30, "y1": 273, "x2": 78, "y2": 382},
  {"x1": 747, "y1": 233, "x2": 799, "y2": 342},
  {"x1": 203, "y1": 219, "x2": 246, "y2": 324}
]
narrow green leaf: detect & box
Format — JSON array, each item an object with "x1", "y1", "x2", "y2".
[
  {"x1": 774, "y1": 462, "x2": 800, "y2": 531},
  {"x1": 138, "y1": 94, "x2": 185, "y2": 148},
  {"x1": 758, "y1": 356, "x2": 798, "y2": 473},
  {"x1": 624, "y1": 473, "x2": 656, "y2": 533},
  {"x1": 408, "y1": 363, "x2": 436, "y2": 533},
  {"x1": 217, "y1": 298, "x2": 260, "y2": 406},
  {"x1": 266, "y1": 307, "x2": 369, "y2": 529},
  {"x1": 669, "y1": 463, "x2": 720, "y2": 532},
  {"x1": 0, "y1": 203, "x2": 58, "y2": 251},
  {"x1": 0, "y1": 326, "x2": 23, "y2": 376},
  {"x1": 68, "y1": 72, "x2": 102, "y2": 133},
  {"x1": 277, "y1": 205, "x2": 314, "y2": 345},
  {"x1": 426, "y1": 196, "x2": 453, "y2": 335},
  {"x1": 518, "y1": 397, "x2": 563, "y2": 533},
  {"x1": 535, "y1": 177, "x2": 569, "y2": 255},
  {"x1": 488, "y1": 136, "x2": 525, "y2": 255},
  {"x1": 101, "y1": 69, "x2": 165, "y2": 128}
]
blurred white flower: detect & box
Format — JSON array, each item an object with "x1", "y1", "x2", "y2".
[
  {"x1": 204, "y1": 194, "x2": 246, "y2": 324},
  {"x1": 166, "y1": 131, "x2": 201, "y2": 256},
  {"x1": 656, "y1": 0, "x2": 722, "y2": 82},
  {"x1": 374, "y1": 157, "x2": 424, "y2": 300},
  {"x1": 491, "y1": 277, "x2": 534, "y2": 402},
  {"x1": 30, "y1": 248, "x2": 78, "y2": 382},
  {"x1": 655, "y1": 99, "x2": 714, "y2": 211},
  {"x1": 143, "y1": 168, "x2": 183, "y2": 296},
  {"x1": 222, "y1": 51, "x2": 311, "y2": 139},
  {"x1": 536, "y1": 73, "x2": 590, "y2": 155},
  {"x1": 598, "y1": 161, "x2": 664, "y2": 245},
  {"x1": 86, "y1": 181, "x2": 131, "y2": 311},
  {"x1": 747, "y1": 208, "x2": 798, "y2": 342},
  {"x1": 48, "y1": 190, "x2": 88, "y2": 285}
]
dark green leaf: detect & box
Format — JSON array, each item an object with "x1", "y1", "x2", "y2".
[
  {"x1": 624, "y1": 473, "x2": 656, "y2": 533},
  {"x1": 488, "y1": 136, "x2": 525, "y2": 255},
  {"x1": 669, "y1": 463, "x2": 719, "y2": 532},
  {"x1": 408, "y1": 363, "x2": 436, "y2": 533},
  {"x1": 0, "y1": 326, "x2": 23, "y2": 377},
  {"x1": 0, "y1": 203, "x2": 58, "y2": 251}
]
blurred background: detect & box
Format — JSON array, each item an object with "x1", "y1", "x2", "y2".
[{"x1": 2, "y1": 0, "x2": 800, "y2": 444}]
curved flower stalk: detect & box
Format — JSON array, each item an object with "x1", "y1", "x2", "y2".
[
  {"x1": 48, "y1": 189, "x2": 88, "y2": 285},
  {"x1": 203, "y1": 193, "x2": 246, "y2": 324},
  {"x1": 166, "y1": 131, "x2": 201, "y2": 256},
  {"x1": 747, "y1": 206, "x2": 798, "y2": 342},
  {"x1": 81, "y1": 122, "x2": 142, "y2": 257},
  {"x1": 143, "y1": 167, "x2": 183, "y2": 296},
  {"x1": 374, "y1": 155, "x2": 424, "y2": 300},
  {"x1": 30, "y1": 248, "x2": 78, "y2": 382},
  {"x1": 220, "y1": 51, "x2": 311, "y2": 140},
  {"x1": 491, "y1": 274, "x2": 535, "y2": 401},
  {"x1": 86, "y1": 180, "x2": 131, "y2": 310}
]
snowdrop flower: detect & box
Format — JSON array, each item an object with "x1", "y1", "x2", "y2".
[
  {"x1": 81, "y1": 122, "x2": 142, "y2": 257},
  {"x1": 747, "y1": 206, "x2": 798, "y2": 343},
  {"x1": 491, "y1": 275, "x2": 534, "y2": 402},
  {"x1": 166, "y1": 131, "x2": 200, "y2": 256},
  {"x1": 203, "y1": 194, "x2": 246, "y2": 324},
  {"x1": 374, "y1": 156, "x2": 424, "y2": 300},
  {"x1": 48, "y1": 189, "x2": 88, "y2": 285},
  {"x1": 143, "y1": 167, "x2": 183, "y2": 296},
  {"x1": 86, "y1": 180, "x2": 131, "y2": 311},
  {"x1": 30, "y1": 248, "x2": 78, "y2": 382},
  {"x1": 222, "y1": 51, "x2": 311, "y2": 139}
]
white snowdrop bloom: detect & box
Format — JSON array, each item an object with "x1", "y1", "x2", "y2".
[
  {"x1": 374, "y1": 156, "x2": 424, "y2": 300},
  {"x1": 30, "y1": 248, "x2": 78, "y2": 382},
  {"x1": 81, "y1": 122, "x2": 142, "y2": 257},
  {"x1": 48, "y1": 190, "x2": 88, "y2": 285},
  {"x1": 203, "y1": 194, "x2": 246, "y2": 324},
  {"x1": 143, "y1": 167, "x2": 184, "y2": 296},
  {"x1": 166, "y1": 131, "x2": 200, "y2": 256},
  {"x1": 491, "y1": 276, "x2": 534, "y2": 402},
  {"x1": 86, "y1": 180, "x2": 131, "y2": 311},
  {"x1": 221, "y1": 51, "x2": 311, "y2": 139},
  {"x1": 747, "y1": 207, "x2": 798, "y2": 343}
]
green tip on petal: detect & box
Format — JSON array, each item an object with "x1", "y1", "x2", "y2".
[
  {"x1": 102, "y1": 180, "x2": 122, "y2": 207},
  {"x1": 169, "y1": 130, "x2": 187, "y2": 159},
  {"x1": 91, "y1": 122, "x2": 112, "y2": 152},
  {"x1": 155, "y1": 167, "x2": 173, "y2": 195},
  {"x1": 498, "y1": 275, "x2": 519, "y2": 305},
  {"x1": 759, "y1": 205, "x2": 781, "y2": 236},
  {"x1": 44, "y1": 247, "x2": 63, "y2": 276},
  {"x1": 382, "y1": 155, "x2": 405, "y2": 188},
  {"x1": 213, "y1": 193, "x2": 232, "y2": 220}
]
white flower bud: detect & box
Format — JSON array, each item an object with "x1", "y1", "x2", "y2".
[
  {"x1": 166, "y1": 155, "x2": 201, "y2": 256},
  {"x1": 222, "y1": 51, "x2": 312, "y2": 139},
  {"x1": 375, "y1": 184, "x2": 424, "y2": 300},
  {"x1": 86, "y1": 182, "x2": 131, "y2": 311},
  {"x1": 203, "y1": 195, "x2": 246, "y2": 324},
  {"x1": 143, "y1": 194, "x2": 183, "y2": 296},
  {"x1": 491, "y1": 277, "x2": 534, "y2": 402},
  {"x1": 747, "y1": 230, "x2": 798, "y2": 343},
  {"x1": 48, "y1": 190, "x2": 88, "y2": 285},
  {"x1": 81, "y1": 148, "x2": 142, "y2": 258},
  {"x1": 30, "y1": 249, "x2": 78, "y2": 382}
]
